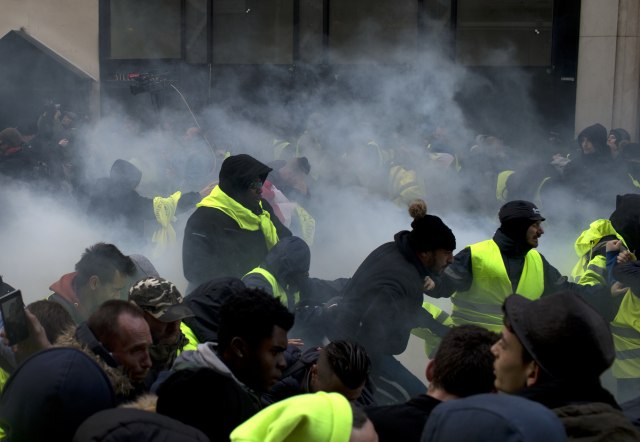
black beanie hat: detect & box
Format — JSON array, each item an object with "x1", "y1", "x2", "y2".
[
  {"x1": 498, "y1": 200, "x2": 545, "y2": 224},
  {"x1": 503, "y1": 292, "x2": 614, "y2": 381},
  {"x1": 409, "y1": 215, "x2": 456, "y2": 252},
  {"x1": 498, "y1": 200, "x2": 544, "y2": 244}
]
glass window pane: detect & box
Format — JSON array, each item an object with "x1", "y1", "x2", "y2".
[
  {"x1": 456, "y1": 0, "x2": 553, "y2": 66},
  {"x1": 110, "y1": 0, "x2": 182, "y2": 59},
  {"x1": 186, "y1": 0, "x2": 209, "y2": 63},
  {"x1": 330, "y1": 0, "x2": 418, "y2": 64},
  {"x1": 213, "y1": 0, "x2": 293, "y2": 64},
  {"x1": 299, "y1": 0, "x2": 323, "y2": 64}
]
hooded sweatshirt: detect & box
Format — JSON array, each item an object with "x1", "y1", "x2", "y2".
[
  {"x1": 243, "y1": 236, "x2": 311, "y2": 309},
  {"x1": 230, "y1": 392, "x2": 352, "y2": 442},
  {"x1": 155, "y1": 342, "x2": 263, "y2": 412}
]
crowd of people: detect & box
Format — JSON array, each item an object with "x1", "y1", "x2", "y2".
[{"x1": 3, "y1": 105, "x2": 640, "y2": 441}]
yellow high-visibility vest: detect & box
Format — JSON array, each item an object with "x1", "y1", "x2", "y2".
[
  {"x1": 451, "y1": 239, "x2": 544, "y2": 332},
  {"x1": 611, "y1": 289, "x2": 640, "y2": 379}
]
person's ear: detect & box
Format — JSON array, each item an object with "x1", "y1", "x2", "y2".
[
  {"x1": 88, "y1": 275, "x2": 100, "y2": 290},
  {"x1": 525, "y1": 361, "x2": 540, "y2": 387},
  {"x1": 426, "y1": 359, "x2": 435, "y2": 383},
  {"x1": 230, "y1": 337, "x2": 248, "y2": 359}
]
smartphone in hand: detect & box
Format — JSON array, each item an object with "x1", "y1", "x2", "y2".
[{"x1": 0, "y1": 290, "x2": 29, "y2": 345}]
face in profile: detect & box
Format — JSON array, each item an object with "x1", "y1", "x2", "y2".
[
  {"x1": 526, "y1": 221, "x2": 544, "y2": 248},
  {"x1": 91, "y1": 270, "x2": 128, "y2": 309},
  {"x1": 419, "y1": 249, "x2": 454, "y2": 275},
  {"x1": 491, "y1": 326, "x2": 536, "y2": 394}
]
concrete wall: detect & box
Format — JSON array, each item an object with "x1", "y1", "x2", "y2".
[
  {"x1": 576, "y1": 0, "x2": 640, "y2": 138},
  {"x1": 0, "y1": 0, "x2": 99, "y2": 80}
]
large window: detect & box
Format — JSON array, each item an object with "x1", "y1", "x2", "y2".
[
  {"x1": 105, "y1": 0, "x2": 555, "y2": 66},
  {"x1": 212, "y1": 0, "x2": 293, "y2": 64},
  {"x1": 329, "y1": 0, "x2": 419, "y2": 64},
  {"x1": 109, "y1": 0, "x2": 182, "y2": 59},
  {"x1": 185, "y1": 0, "x2": 209, "y2": 63},
  {"x1": 455, "y1": 0, "x2": 553, "y2": 66}
]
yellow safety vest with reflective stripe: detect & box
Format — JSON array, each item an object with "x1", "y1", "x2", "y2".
[
  {"x1": 412, "y1": 301, "x2": 453, "y2": 358},
  {"x1": 244, "y1": 267, "x2": 300, "y2": 310},
  {"x1": 451, "y1": 239, "x2": 544, "y2": 332},
  {"x1": 611, "y1": 289, "x2": 640, "y2": 379}
]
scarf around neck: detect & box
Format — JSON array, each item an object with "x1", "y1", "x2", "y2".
[{"x1": 197, "y1": 185, "x2": 279, "y2": 249}]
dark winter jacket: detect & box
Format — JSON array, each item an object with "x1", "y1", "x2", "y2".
[
  {"x1": 366, "y1": 394, "x2": 441, "y2": 442},
  {"x1": 332, "y1": 231, "x2": 450, "y2": 356},
  {"x1": 87, "y1": 159, "x2": 200, "y2": 242},
  {"x1": 614, "y1": 261, "x2": 640, "y2": 294},
  {"x1": 421, "y1": 393, "x2": 566, "y2": 442},
  {"x1": 182, "y1": 155, "x2": 291, "y2": 288},
  {"x1": 0, "y1": 348, "x2": 115, "y2": 442},
  {"x1": 562, "y1": 123, "x2": 617, "y2": 205},
  {"x1": 430, "y1": 229, "x2": 611, "y2": 319},
  {"x1": 73, "y1": 408, "x2": 209, "y2": 442},
  {"x1": 517, "y1": 379, "x2": 640, "y2": 441},
  {"x1": 182, "y1": 277, "x2": 246, "y2": 344}
]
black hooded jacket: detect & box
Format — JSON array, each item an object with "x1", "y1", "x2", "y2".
[
  {"x1": 88, "y1": 159, "x2": 200, "y2": 241},
  {"x1": 563, "y1": 123, "x2": 618, "y2": 205},
  {"x1": 242, "y1": 236, "x2": 310, "y2": 309},
  {"x1": 182, "y1": 155, "x2": 291, "y2": 288},
  {"x1": 182, "y1": 277, "x2": 246, "y2": 344},
  {"x1": 332, "y1": 231, "x2": 450, "y2": 356},
  {"x1": 73, "y1": 408, "x2": 209, "y2": 442}
]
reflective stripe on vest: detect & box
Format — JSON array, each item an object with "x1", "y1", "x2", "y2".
[
  {"x1": 416, "y1": 301, "x2": 453, "y2": 358},
  {"x1": 245, "y1": 267, "x2": 299, "y2": 311},
  {"x1": 611, "y1": 289, "x2": 640, "y2": 378},
  {"x1": 451, "y1": 239, "x2": 544, "y2": 332}
]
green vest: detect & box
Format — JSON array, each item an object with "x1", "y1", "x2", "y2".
[
  {"x1": 451, "y1": 239, "x2": 544, "y2": 332},
  {"x1": 245, "y1": 267, "x2": 300, "y2": 310},
  {"x1": 611, "y1": 289, "x2": 640, "y2": 379}
]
